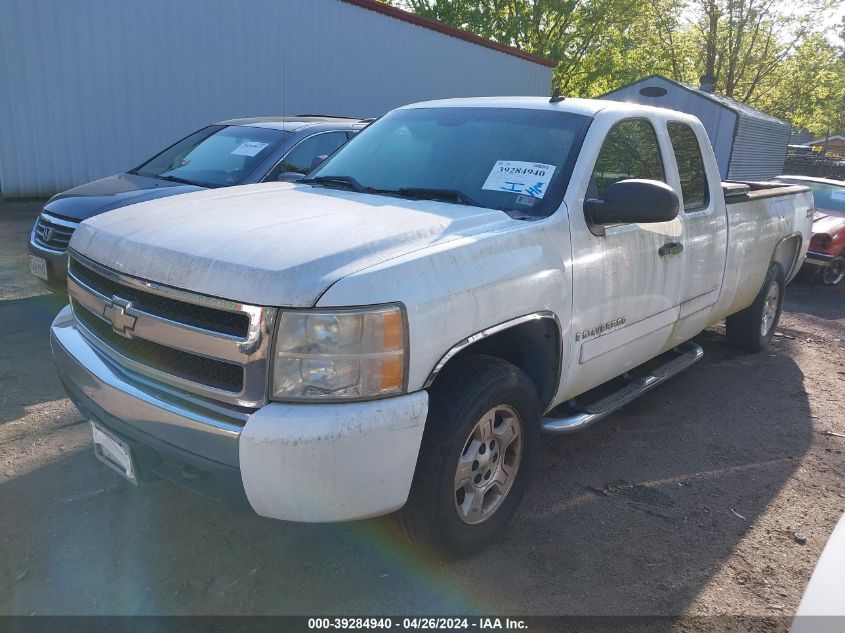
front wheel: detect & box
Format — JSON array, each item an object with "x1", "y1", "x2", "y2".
[
  {"x1": 391, "y1": 355, "x2": 540, "y2": 558},
  {"x1": 726, "y1": 263, "x2": 785, "y2": 352}
]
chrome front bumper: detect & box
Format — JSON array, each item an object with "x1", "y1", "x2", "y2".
[
  {"x1": 804, "y1": 250, "x2": 836, "y2": 266},
  {"x1": 51, "y1": 305, "x2": 243, "y2": 468},
  {"x1": 51, "y1": 304, "x2": 430, "y2": 521}
]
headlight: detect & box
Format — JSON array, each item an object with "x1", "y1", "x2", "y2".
[{"x1": 271, "y1": 304, "x2": 407, "y2": 401}]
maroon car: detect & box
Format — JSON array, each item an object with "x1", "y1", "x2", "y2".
[{"x1": 773, "y1": 176, "x2": 845, "y2": 286}]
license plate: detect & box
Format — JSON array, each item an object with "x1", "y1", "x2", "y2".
[
  {"x1": 29, "y1": 254, "x2": 48, "y2": 281},
  {"x1": 90, "y1": 421, "x2": 137, "y2": 484}
]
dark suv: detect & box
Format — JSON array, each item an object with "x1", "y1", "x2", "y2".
[{"x1": 29, "y1": 115, "x2": 367, "y2": 291}]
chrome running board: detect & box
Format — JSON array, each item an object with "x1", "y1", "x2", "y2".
[{"x1": 542, "y1": 341, "x2": 704, "y2": 434}]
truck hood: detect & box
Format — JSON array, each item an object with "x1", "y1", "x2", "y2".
[
  {"x1": 70, "y1": 183, "x2": 515, "y2": 307},
  {"x1": 44, "y1": 173, "x2": 206, "y2": 221}
]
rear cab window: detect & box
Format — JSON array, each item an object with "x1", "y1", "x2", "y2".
[{"x1": 667, "y1": 122, "x2": 710, "y2": 212}]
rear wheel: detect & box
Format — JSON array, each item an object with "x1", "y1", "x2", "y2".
[
  {"x1": 726, "y1": 263, "x2": 784, "y2": 352},
  {"x1": 820, "y1": 256, "x2": 845, "y2": 286},
  {"x1": 392, "y1": 355, "x2": 540, "y2": 558}
]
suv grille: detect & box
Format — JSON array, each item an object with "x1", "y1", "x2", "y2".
[
  {"x1": 33, "y1": 213, "x2": 78, "y2": 251},
  {"x1": 67, "y1": 253, "x2": 275, "y2": 407}
]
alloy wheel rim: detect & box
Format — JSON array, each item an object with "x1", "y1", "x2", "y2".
[
  {"x1": 760, "y1": 280, "x2": 780, "y2": 337},
  {"x1": 822, "y1": 258, "x2": 845, "y2": 285},
  {"x1": 453, "y1": 404, "x2": 523, "y2": 525}
]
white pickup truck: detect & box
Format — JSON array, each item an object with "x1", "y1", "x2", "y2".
[{"x1": 51, "y1": 97, "x2": 813, "y2": 557}]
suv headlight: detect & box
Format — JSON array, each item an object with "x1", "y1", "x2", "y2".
[{"x1": 271, "y1": 304, "x2": 407, "y2": 401}]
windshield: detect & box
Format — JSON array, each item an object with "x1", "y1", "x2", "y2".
[
  {"x1": 775, "y1": 178, "x2": 845, "y2": 216},
  {"x1": 134, "y1": 125, "x2": 288, "y2": 188},
  {"x1": 307, "y1": 107, "x2": 591, "y2": 217}
]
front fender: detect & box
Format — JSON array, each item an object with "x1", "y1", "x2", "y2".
[{"x1": 316, "y1": 220, "x2": 572, "y2": 393}]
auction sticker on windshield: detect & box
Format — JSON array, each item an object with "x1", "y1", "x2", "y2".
[
  {"x1": 231, "y1": 141, "x2": 269, "y2": 157},
  {"x1": 482, "y1": 161, "x2": 556, "y2": 198}
]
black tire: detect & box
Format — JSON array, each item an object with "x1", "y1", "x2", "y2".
[
  {"x1": 391, "y1": 354, "x2": 540, "y2": 558},
  {"x1": 726, "y1": 263, "x2": 785, "y2": 352}
]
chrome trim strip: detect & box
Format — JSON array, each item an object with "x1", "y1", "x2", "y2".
[
  {"x1": 67, "y1": 251, "x2": 277, "y2": 408},
  {"x1": 423, "y1": 311, "x2": 561, "y2": 389},
  {"x1": 69, "y1": 248, "x2": 260, "y2": 317},
  {"x1": 804, "y1": 251, "x2": 834, "y2": 264},
  {"x1": 29, "y1": 233, "x2": 67, "y2": 255},
  {"x1": 40, "y1": 212, "x2": 80, "y2": 229}
]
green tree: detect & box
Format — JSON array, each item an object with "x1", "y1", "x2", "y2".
[
  {"x1": 754, "y1": 33, "x2": 845, "y2": 135},
  {"x1": 384, "y1": 0, "x2": 844, "y2": 135},
  {"x1": 686, "y1": 0, "x2": 834, "y2": 102},
  {"x1": 388, "y1": 0, "x2": 657, "y2": 94}
]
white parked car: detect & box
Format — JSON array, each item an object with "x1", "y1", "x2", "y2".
[{"x1": 52, "y1": 97, "x2": 813, "y2": 557}]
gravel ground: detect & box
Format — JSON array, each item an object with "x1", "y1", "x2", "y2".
[{"x1": 1, "y1": 199, "x2": 843, "y2": 620}]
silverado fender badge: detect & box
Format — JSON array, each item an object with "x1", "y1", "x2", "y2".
[{"x1": 575, "y1": 317, "x2": 626, "y2": 341}]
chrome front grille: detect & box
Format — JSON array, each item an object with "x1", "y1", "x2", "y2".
[
  {"x1": 67, "y1": 252, "x2": 276, "y2": 408},
  {"x1": 33, "y1": 212, "x2": 79, "y2": 251},
  {"x1": 70, "y1": 260, "x2": 251, "y2": 337}
]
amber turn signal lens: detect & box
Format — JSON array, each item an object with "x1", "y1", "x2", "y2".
[
  {"x1": 382, "y1": 309, "x2": 404, "y2": 351},
  {"x1": 378, "y1": 354, "x2": 404, "y2": 391}
]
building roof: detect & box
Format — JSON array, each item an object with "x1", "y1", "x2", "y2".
[
  {"x1": 602, "y1": 74, "x2": 787, "y2": 126},
  {"x1": 339, "y1": 0, "x2": 557, "y2": 68}
]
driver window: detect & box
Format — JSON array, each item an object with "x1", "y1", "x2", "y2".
[{"x1": 589, "y1": 119, "x2": 665, "y2": 200}]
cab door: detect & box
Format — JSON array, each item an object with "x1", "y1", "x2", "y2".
[
  {"x1": 564, "y1": 117, "x2": 685, "y2": 398},
  {"x1": 664, "y1": 121, "x2": 728, "y2": 343}
]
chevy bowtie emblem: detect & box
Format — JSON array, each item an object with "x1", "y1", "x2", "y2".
[{"x1": 103, "y1": 297, "x2": 137, "y2": 338}]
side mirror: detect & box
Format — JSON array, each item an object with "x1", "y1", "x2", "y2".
[
  {"x1": 585, "y1": 179, "x2": 679, "y2": 235},
  {"x1": 277, "y1": 171, "x2": 305, "y2": 182},
  {"x1": 310, "y1": 154, "x2": 329, "y2": 170}
]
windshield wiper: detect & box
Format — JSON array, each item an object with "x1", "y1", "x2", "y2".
[
  {"x1": 301, "y1": 175, "x2": 366, "y2": 193},
  {"x1": 302, "y1": 178, "x2": 482, "y2": 207},
  {"x1": 156, "y1": 174, "x2": 205, "y2": 187},
  {"x1": 393, "y1": 187, "x2": 482, "y2": 207}
]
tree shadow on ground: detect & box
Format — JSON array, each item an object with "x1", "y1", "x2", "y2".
[{"x1": 0, "y1": 293, "x2": 72, "y2": 427}]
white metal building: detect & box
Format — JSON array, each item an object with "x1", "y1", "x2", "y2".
[
  {"x1": 601, "y1": 75, "x2": 791, "y2": 181},
  {"x1": 0, "y1": 0, "x2": 554, "y2": 197}
]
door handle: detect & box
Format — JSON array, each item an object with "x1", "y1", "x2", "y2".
[{"x1": 659, "y1": 242, "x2": 684, "y2": 257}]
